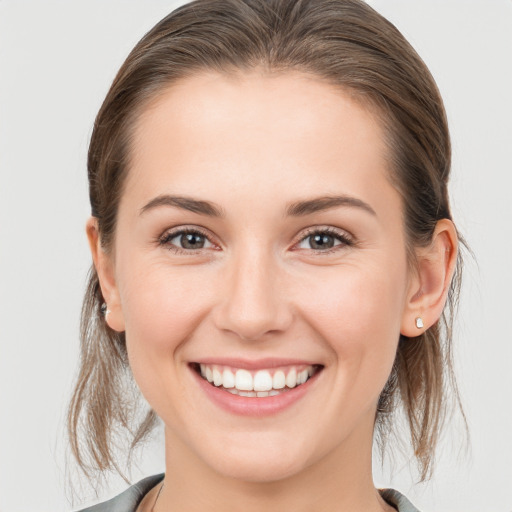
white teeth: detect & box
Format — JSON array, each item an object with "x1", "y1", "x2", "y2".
[
  {"x1": 239, "y1": 391, "x2": 256, "y2": 397},
  {"x1": 285, "y1": 368, "x2": 297, "y2": 388},
  {"x1": 235, "y1": 369, "x2": 253, "y2": 391},
  {"x1": 197, "y1": 363, "x2": 319, "y2": 395},
  {"x1": 297, "y1": 369, "x2": 308, "y2": 385},
  {"x1": 222, "y1": 368, "x2": 235, "y2": 389},
  {"x1": 212, "y1": 368, "x2": 222, "y2": 386},
  {"x1": 272, "y1": 370, "x2": 286, "y2": 389},
  {"x1": 253, "y1": 370, "x2": 273, "y2": 391}
]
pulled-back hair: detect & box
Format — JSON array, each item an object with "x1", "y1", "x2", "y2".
[{"x1": 68, "y1": 0, "x2": 465, "y2": 484}]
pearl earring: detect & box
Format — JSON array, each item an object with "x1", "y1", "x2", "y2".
[{"x1": 415, "y1": 317, "x2": 424, "y2": 329}]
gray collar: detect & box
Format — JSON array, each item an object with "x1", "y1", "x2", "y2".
[{"x1": 76, "y1": 474, "x2": 420, "y2": 512}]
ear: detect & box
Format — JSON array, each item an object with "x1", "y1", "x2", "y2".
[
  {"x1": 401, "y1": 219, "x2": 458, "y2": 337},
  {"x1": 86, "y1": 217, "x2": 125, "y2": 332}
]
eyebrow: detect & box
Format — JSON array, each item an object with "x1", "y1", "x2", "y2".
[
  {"x1": 139, "y1": 193, "x2": 376, "y2": 218},
  {"x1": 140, "y1": 195, "x2": 225, "y2": 217},
  {"x1": 286, "y1": 195, "x2": 376, "y2": 217}
]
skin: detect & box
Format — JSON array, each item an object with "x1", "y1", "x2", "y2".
[{"x1": 88, "y1": 71, "x2": 457, "y2": 512}]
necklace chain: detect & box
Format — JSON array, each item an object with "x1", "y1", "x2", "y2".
[{"x1": 150, "y1": 482, "x2": 164, "y2": 512}]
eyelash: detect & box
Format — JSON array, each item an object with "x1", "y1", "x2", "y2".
[
  {"x1": 294, "y1": 226, "x2": 354, "y2": 254},
  {"x1": 157, "y1": 226, "x2": 354, "y2": 255},
  {"x1": 158, "y1": 226, "x2": 217, "y2": 255}
]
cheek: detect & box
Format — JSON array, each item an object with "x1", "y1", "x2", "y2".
[
  {"x1": 116, "y1": 255, "x2": 216, "y2": 413},
  {"x1": 116, "y1": 256, "x2": 216, "y2": 417},
  {"x1": 294, "y1": 260, "x2": 407, "y2": 381},
  {"x1": 119, "y1": 259, "x2": 213, "y2": 352}
]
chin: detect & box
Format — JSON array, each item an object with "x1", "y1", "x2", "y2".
[
  {"x1": 214, "y1": 455, "x2": 308, "y2": 483},
  {"x1": 196, "y1": 434, "x2": 316, "y2": 483}
]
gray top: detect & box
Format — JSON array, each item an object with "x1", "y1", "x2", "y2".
[{"x1": 76, "y1": 473, "x2": 420, "y2": 512}]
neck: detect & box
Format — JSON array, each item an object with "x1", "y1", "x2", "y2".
[{"x1": 155, "y1": 422, "x2": 392, "y2": 512}]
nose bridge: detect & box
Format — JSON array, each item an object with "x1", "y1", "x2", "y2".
[{"x1": 215, "y1": 243, "x2": 291, "y2": 341}]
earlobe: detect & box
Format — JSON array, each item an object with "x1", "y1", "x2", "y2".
[
  {"x1": 401, "y1": 219, "x2": 458, "y2": 337},
  {"x1": 86, "y1": 217, "x2": 125, "y2": 332}
]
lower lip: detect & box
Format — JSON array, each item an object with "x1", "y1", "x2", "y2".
[{"x1": 190, "y1": 366, "x2": 321, "y2": 417}]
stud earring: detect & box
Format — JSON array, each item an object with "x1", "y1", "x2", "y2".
[
  {"x1": 415, "y1": 317, "x2": 424, "y2": 329},
  {"x1": 100, "y1": 303, "x2": 111, "y2": 318}
]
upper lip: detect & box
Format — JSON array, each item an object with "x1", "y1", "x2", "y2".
[{"x1": 191, "y1": 357, "x2": 322, "y2": 370}]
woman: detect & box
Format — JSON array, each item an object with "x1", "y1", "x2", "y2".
[{"x1": 68, "y1": 0, "x2": 464, "y2": 510}]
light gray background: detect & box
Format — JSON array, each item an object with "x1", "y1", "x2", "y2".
[{"x1": 1, "y1": 1, "x2": 511, "y2": 511}]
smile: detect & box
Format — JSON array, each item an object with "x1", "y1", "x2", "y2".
[{"x1": 192, "y1": 363, "x2": 323, "y2": 397}]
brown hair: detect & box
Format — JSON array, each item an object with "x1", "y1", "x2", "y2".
[{"x1": 68, "y1": 0, "x2": 466, "y2": 485}]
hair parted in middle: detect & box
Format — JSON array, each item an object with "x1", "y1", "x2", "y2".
[{"x1": 68, "y1": 0, "x2": 465, "y2": 485}]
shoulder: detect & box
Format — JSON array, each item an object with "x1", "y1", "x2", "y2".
[
  {"x1": 380, "y1": 488, "x2": 421, "y2": 512},
  {"x1": 74, "y1": 474, "x2": 165, "y2": 512}
]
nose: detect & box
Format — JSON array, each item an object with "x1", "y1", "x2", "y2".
[{"x1": 213, "y1": 248, "x2": 293, "y2": 341}]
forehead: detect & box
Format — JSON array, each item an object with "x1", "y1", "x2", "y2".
[
  {"x1": 124, "y1": 70, "x2": 395, "y2": 217},
  {"x1": 132, "y1": 70, "x2": 387, "y2": 156}
]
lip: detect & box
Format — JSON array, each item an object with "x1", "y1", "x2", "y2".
[
  {"x1": 192, "y1": 357, "x2": 320, "y2": 371},
  {"x1": 189, "y1": 360, "x2": 323, "y2": 417}
]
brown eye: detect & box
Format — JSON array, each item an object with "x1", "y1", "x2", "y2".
[
  {"x1": 179, "y1": 232, "x2": 206, "y2": 249},
  {"x1": 161, "y1": 229, "x2": 214, "y2": 251},
  {"x1": 308, "y1": 233, "x2": 336, "y2": 250},
  {"x1": 296, "y1": 229, "x2": 352, "y2": 252}
]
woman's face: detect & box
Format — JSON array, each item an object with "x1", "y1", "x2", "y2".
[{"x1": 104, "y1": 71, "x2": 418, "y2": 482}]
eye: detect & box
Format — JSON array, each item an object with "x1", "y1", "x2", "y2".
[
  {"x1": 159, "y1": 227, "x2": 216, "y2": 253},
  {"x1": 295, "y1": 228, "x2": 353, "y2": 252}
]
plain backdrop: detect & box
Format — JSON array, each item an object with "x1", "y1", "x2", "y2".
[{"x1": 1, "y1": 1, "x2": 511, "y2": 511}]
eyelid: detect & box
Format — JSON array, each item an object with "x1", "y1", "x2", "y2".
[
  {"x1": 157, "y1": 225, "x2": 220, "y2": 253},
  {"x1": 156, "y1": 224, "x2": 354, "y2": 255},
  {"x1": 291, "y1": 225, "x2": 355, "y2": 252}
]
